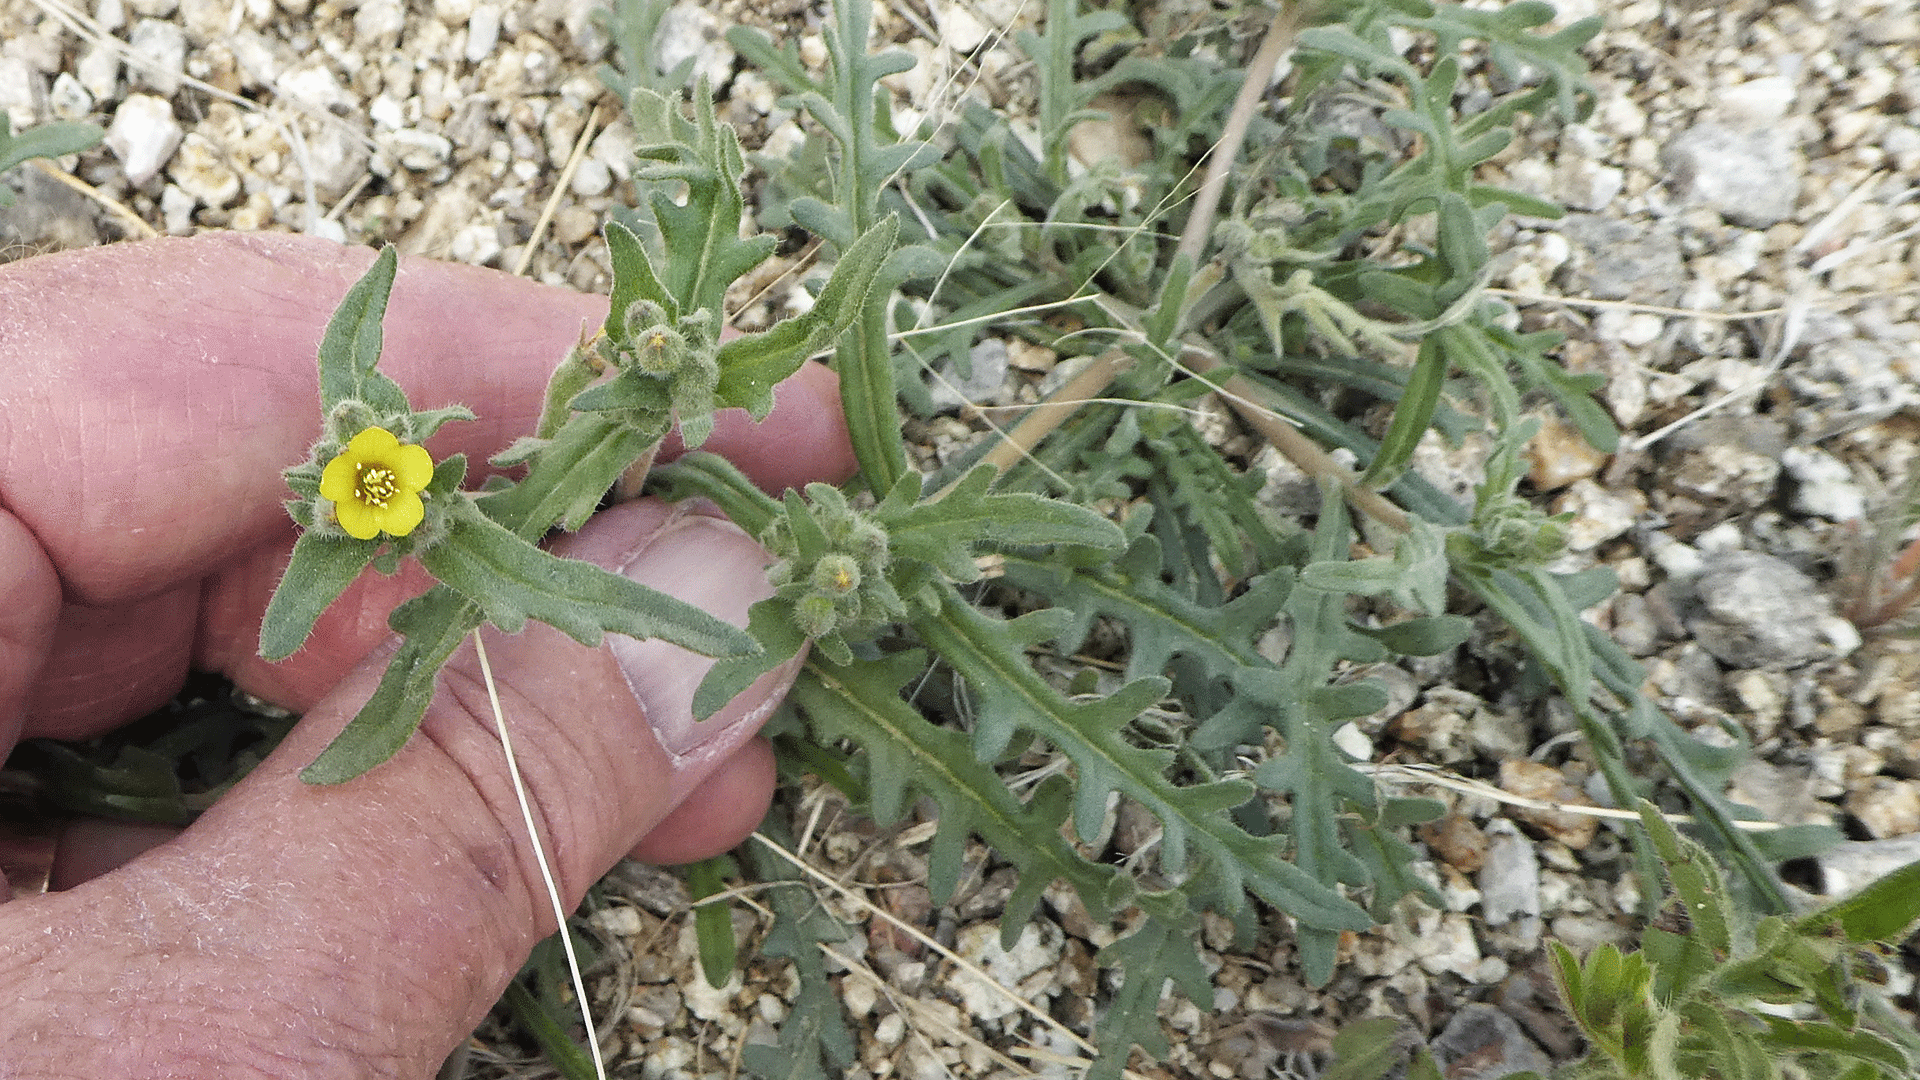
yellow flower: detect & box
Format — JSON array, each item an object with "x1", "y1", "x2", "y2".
[{"x1": 319, "y1": 426, "x2": 435, "y2": 540}]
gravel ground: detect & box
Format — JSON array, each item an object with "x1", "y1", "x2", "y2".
[{"x1": 5, "y1": 0, "x2": 1920, "y2": 1077}]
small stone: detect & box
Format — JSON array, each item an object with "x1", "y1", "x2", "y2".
[
  {"x1": 1431, "y1": 1004, "x2": 1553, "y2": 1080},
  {"x1": 1678, "y1": 550, "x2": 1835, "y2": 669},
  {"x1": 1478, "y1": 823, "x2": 1541, "y2": 926},
  {"x1": 936, "y1": 1, "x2": 990, "y2": 52},
  {"x1": 381, "y1": 128, "x2": 453, "y2": 171},
  {"x1": 1813, "y1": 834, "x2": 1920, "y2": 898},
  {"x1": 930, "y1": 338, "x2": 1011, "y2": 412},
  {"x1": 553, "y1": 204, "x2": 598, "y2": 245},
  {"x1": 656, "y1": 3, "x2": 734, "y2": 89},
  {"x1": 1500, "y1": 761, "x2": 1600, "y2": 850},
  {"x1": 1420, "y1": 814, "x2": 1490, "y2": 873},
  {"x1": 77, "y1": 44, "x2": 121, "y2": 101},
  {"x1": 167, "y1": 132, "x2": 241, "y2": 207},
  {"x1": 276, "y1": 64, "x2": 353, "y2": 112},
  {"x1": 1553, "y1": 478, "x2": 1645, "y2": 553},
  {"x1": 353, "y1": 0, "x2": 406, "y2": 48},
  {"x1": 1716, "y1": 75, "x2": 1796, "y2": 126},
  {"x1": 568, "y1": 156, "x2": 611, "y2": 197},
  {"x1": 1662, "y1": 121, "x2": 1802, "y2": 228},
  {"x1": 1416, "y1": 910, "x2": 1483, "y2": 979},
  {"x1": 1526, "y1": 414, "x2": 1608, "y2": 492},
  {"x1": 1391, "y1": 694, "x2": 1473, "y2": 764},
  {"x1": 48, "y1": 72, "x2": 91, "y2": 122},
  {"x1": 0, "y1": 59, "x2": 35, "y2": 131},
  {"x1": 105, "y1": 93, "x2": 183, "y2": 185},
  {"x1": 680, "y1": 965, "x2": 741, "y2": 1021},
  {"x1": 945, "y1": 920, "x2": 1063, "y2": 1022},
  {"x1": 159, "y1": 182, "x2": 196, "y2": 233},
  {"x1": 466, "y1": 4, "x2": 503, "y2": 64},
  {"x1": 304, "y1": 121, "x2": 370, "y2": 201},
  {"x1": 1781, "y1": 446, "x2": 1866, "y2": 522},
  {"x1": 1556, "y1": 213, "x2": 1684, "y2": 302},
  {"x1": 1554, "y1": 156, "x2": 1623, "y2": 211},
  {"x1": 127, "y1": 18, "x2": 188, "y2": 96},
  {"x1": 1845, "y1": 777, "x2": 1920, "y2": 840}
]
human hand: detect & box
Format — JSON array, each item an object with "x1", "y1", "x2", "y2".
[{"x1": 0, "y1": 232, "x2": 854, "y2": 1075}]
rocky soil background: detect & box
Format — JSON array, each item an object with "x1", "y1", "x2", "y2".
[{"x1": 5, "y1": 0, "x2": 1920, "y2": 1077}]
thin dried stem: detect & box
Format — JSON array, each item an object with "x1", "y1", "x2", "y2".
[{"x1": 1174, "y1": 3, "x2": 1305, "y2": 267}]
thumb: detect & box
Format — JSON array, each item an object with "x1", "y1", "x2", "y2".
[{"x1": 0, "y1": 500, "x2": 792, "y2": 1075}]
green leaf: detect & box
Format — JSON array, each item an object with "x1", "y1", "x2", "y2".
[
  {"x1": 1353, "y1": 614, "x2": 1472, "y2": 656},
  {"x1": 793, "y1": 653, "x2": 1124, "y2": 929},
  {"x1": 686, "y1": 856, "x2": 739, "y2": 988},
  {"x1": 632, "y1": 86, "x2": 778, "y2": 316},
  {"x1": 1636, "y1": 800, "x2": 1736, "y2": 956},
  {"x1": 648, "y1": 451, "x2": 783, "y2": 537},
  {"x1": 881, "y1": 464, "x2": 1125, "y2": 581},
  {"x1": 478, "y1": 412, "x2": 660, "y2": 538},
  {"x1": 315, "y1": 246, "x2": 409, "y2": 416},
  {"x1": 1088, "y1": 905, "x2": 1213, "y2": 1077},
  {"x1": 301, "y1": 585, "x2": 481, "y2": 784},
  {"x1": 258, "y1": 531, "x2": 379, "y2": 661},
  {"x1": 0, "y1": 116, "x2": 103, "y2": 174},
  {"x1": 1803, "y1": 857, "x2": 1920, "y2": 944},
  {"x1": 1759, "y1": 1017, "x2": 1911, "y2": 1072},
  {"x1": 714, "y1": 215, "x2": 898, "y2": 420},
  {"x1": 420, "y1": 498, "x2": 757, "y2": 657},
  {"x1": 691, "y1": 597, "x2": 808, "y2": 720},
  {"x1": 1361, "y1": 335, "x2": 1449, "y2": 491},
  {"x1": 1319, "y1": 1017, "x2": 1408, "y2": 1080},
  {"x1": 918, "y1": 583, "x2": 1371, "y2": 933},
  {"x1": 604, "y1": 218, "x2": 679, "y2": 341}
]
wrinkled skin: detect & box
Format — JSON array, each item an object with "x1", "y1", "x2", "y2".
[{"x1": 0, "y1": 233, "x2": 856, "y2": 1077}]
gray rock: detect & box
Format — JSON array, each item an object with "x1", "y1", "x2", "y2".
[
  {"x1": 1555, "y1": 213, "x2": 1684, "y2": 303},
  {"x1": 657, "y1": 3, "x2": 735, "y2": 89},
  {"x1": 1431, "y1": 1004, "x2": 1554, "y2": 1080},
  {"x1": 1662, "y1": 121, "x2": 1801, "y2": 228},
  {"x1": 1814, "y1": 834, "x2": 1920, "y2": 897},
  {"x1": 0, "y1": 163, "x2": 101, "y2": 252},
  {"x1": 1478, "y1": 824, "x2": 1540, "y2": 927},
  {"x1": 1780, "y1": 446, "x2": 1866, "y2": 522},
  {"x1": 930, "y1": 338, "x2": 1011, "y2": 412},
  {"x1": 1789, "y1": 337, "x2": 1916, "y2": 436},
  {"x1": 1676, "y1": 550, "x2": 1835, "y2": 669},
  {"x1": 0, "y1": 57, "x2": 35, "y2": 131},
  {"x1": 127, "y1": 18, "x2": 188, "y2": 96},
  {"x1": 1656, "y1": 413, "x2": 1785, "y2": 509},
  {"x1": 47, "y1": 72, "x2": 91, "y2": 122},
  {"x1": 105, "y1": 93, "x2": 183, "y2": 185},
  {"x1": 76, "y1": 44, "x2": 121, "y2": 102}
]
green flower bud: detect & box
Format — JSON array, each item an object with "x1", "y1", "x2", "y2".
[
  {"x1": 623, "y1": 300, "x2": 668, "y2": 342},
  {"x1": 794, "y1": 593, "x2": 839, "y2": 638},
  {"x1": 811, "y1": 554, "x2": 862, "y2": 596},
  {"x1": 634, "y1": 324, "x2": 689, "y2": 376}
]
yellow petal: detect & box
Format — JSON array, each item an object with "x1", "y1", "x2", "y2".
[
  {"x1": 391, "y1": 442, "x2": 435, "y2": 491},
  {"x1": 346, "y1": 425, "x2": 402, "y2": 458},
  {"x1": 319, "y1": 452, "x2": 359, "y2": 503},
  {"x1": 333, "y1": 497, "x2": 382, "y2": 540},
  {"x1": 376, "y1": 490, "x2": 427, "y2": 537}
]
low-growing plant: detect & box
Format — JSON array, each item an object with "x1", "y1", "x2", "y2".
[{"x1": 38, "y1": 0, "x2": 1906, "y2": 1076}]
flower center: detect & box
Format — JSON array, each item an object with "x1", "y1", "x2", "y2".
[{"x1": 356, "y1": 463, "x2": 399, "y2": 507}]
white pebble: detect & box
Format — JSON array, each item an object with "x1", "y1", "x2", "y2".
[
  {"x1": 127, "y1": 19, "x2": 187, "y2": 96},
  {"x1": 106, "y1": 92, "x2": 184, "y2": 185},
  {"x1": 466, "y1": 4, "x2": 502, "y2": 63}
]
